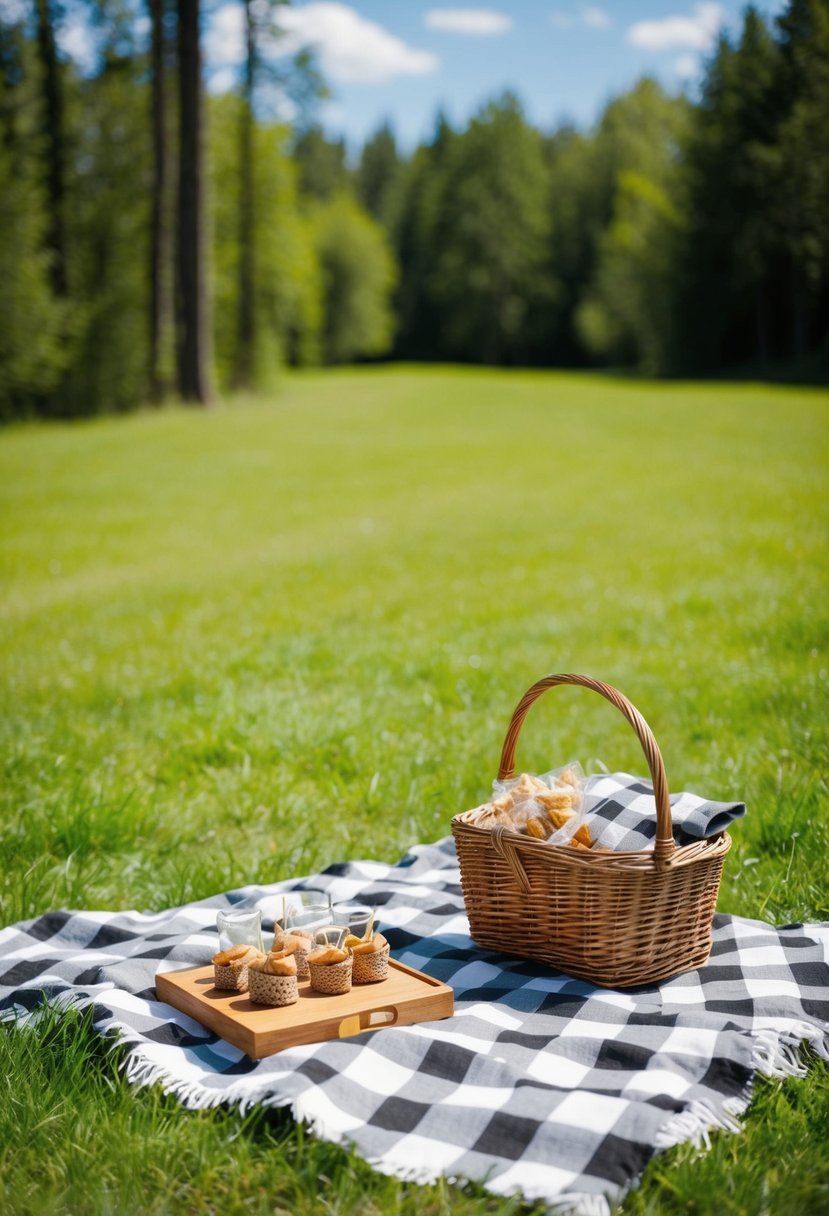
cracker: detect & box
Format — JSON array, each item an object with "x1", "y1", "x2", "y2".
[
  {"x1": 526, "y1": 817, "x2": 550, "y2": 840},
  {"x1": 535, "y1": 790, "x2": 574, "y2": 812}
]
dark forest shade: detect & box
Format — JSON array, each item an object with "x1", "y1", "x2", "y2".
[
  {"x1": 233, "y1": 0, "x2": 255, "y2": 389},
  {"x1": 34, "y1": 0, "x2": 67, "y2": 298},
  {"x1": 149, "y1": 0, "x2": 172, "y2": 401},
  {"x1": 176, "y1": 0, "x2": 211, "y2": 404}
]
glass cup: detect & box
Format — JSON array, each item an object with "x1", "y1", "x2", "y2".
[
  {"x1": 282, "y1": 889, "x2": 333, "y2": 935},
  {"x1": 314, "y1": 924, "x2": 348, "y2": 951},
  {"x1": 331, "y1": 903, "x2": 374, "y2": 941},
  {"x1": 216, "y1": 907, "x2": 263, "y2": 953}
]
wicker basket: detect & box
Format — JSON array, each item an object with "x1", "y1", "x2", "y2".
[
  {"x1": 248, "y1": 968, "x2": 299, "y2": 1007},
  {"x1": 213, "y1": 961, "x2": 251, "y2": 992},
  {"x1": 309, "y1": 956, "x2": 353, "y2": 995},
  {"x1": 451, "y1": 674, "x2": 732, "y2": 988},
  {"x1": 352, "y1": 942, "x2": 391, "y2": 984}
]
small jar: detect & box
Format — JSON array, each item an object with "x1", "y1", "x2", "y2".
[
  {"x1": 352, "y1": 941, "x2": 390, "y2": 984},
  {"x1": 308, "y1": 954, "x2": 353, "y2": 995},
  {"x1": 248, "y1": 967, "x2": 299, "y2": 1007}
]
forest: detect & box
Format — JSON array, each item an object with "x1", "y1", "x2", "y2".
[{"x1": 1, "y1": 0, "x2": 828, "y2": 421}]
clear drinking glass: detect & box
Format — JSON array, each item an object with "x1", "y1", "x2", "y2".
[
  {"x1": 282, "y1": 889, "x2": 333, "y2": 935},
  {"x1": 314, "y1": 924, "x2": 347, "y2": 951},
  {"x1": 331, "y1": 903, "x2": 374, "y2": 940},
  {"x1": 216, "y1": 907, "x2": 263, "y2": 953}
]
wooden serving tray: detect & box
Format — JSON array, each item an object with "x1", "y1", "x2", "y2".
[{"x1": 156, "y1": 959, "x2": 454, "y2": 1059}]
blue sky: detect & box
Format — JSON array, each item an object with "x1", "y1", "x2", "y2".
[
  {"x1": 40, "y1": 0, "x2": 789, "y2": 155},
  {"x1": 212, "y1": 0, "x2": 789, "y2": 153}
]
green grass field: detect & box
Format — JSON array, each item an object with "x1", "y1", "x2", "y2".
[{"x1": 1, "y1": 366, "x2": 828, "y2": 1214}]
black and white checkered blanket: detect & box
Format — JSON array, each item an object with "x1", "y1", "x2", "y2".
[
  {"x1": 582, "y1": 771, "x2": 746, "y2": 850},
  {"x1": 1, "y1": 835, "x2": 827, "y2": 1216}
]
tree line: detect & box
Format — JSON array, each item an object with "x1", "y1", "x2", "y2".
[{"x1": 1, "y1": 0, "x2": 827, "y2": 421}]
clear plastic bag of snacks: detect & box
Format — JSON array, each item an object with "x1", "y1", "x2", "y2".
[{"x1": 468, "y1": 762, "x2": 593, "y2": 850}]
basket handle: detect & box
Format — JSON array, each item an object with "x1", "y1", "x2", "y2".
[{"x1": 497, "y1": 673, "x2": 675, "y2": 859}]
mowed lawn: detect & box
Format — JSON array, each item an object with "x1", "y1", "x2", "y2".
[{"x1": 1, "y1": 366, "x2": 827, "y2": 1215}]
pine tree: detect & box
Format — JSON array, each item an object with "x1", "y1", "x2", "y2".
[
  {"x1": 357, "y1": 121, "x2": 400, "y2": 227},
  {"x1": 149, "y1": 0, "x2": 174, "y2": 400},
  {"x1": 176, "y1": 0, "x2": 212, "y2": 403}
]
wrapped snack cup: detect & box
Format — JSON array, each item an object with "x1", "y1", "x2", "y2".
[
  {"x1": 211, "y1": 944, "x2": 264, "y2": 992},
  {"x1": 248, "y1": 950, "x2": 299, "y2": 1007},
  {"x1": 273, "y1": 926, "x2": 312, "y2": 980},
  {"x1": 308, "y1": 928, "x2": 352, "y2": 995},
  {"x1": 349, "y1": 931, "x2": 390, "y2": 985}
]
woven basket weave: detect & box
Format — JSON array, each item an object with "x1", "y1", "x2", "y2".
[
  {"x1": 248, "y1": 969, "x2": 299, "y2": 1007},
  {"x1": 213, "y1": 961, "x2": 250, "y2": 992},
  {"x1": 451, "y1": 674, "x2": 731, "y2": 988},
  {"x1": 352, "y1": 942, "x2": 391, "y2": 984},
  {"x1": 309, "y1": 956, "x2": 353, "y2": 995}
]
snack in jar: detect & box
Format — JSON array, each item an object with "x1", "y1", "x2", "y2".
[
  {"x1": 272, "y1": 927, "x2": 313, "y2": 980},
  {"x1": 308, "y1": 926, "x2": 352, "y2": 995},
  {"x1": 348, "y1": 928, "x2": 390, "y2": 985},
  {"x1": 248, "y1": 948, "x2": 299, "y2": 1007},
  {"x1": 212, "y1": 943, "x2": 265, "y2": 992}
]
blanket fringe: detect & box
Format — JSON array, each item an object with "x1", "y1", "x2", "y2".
[
  {"x1": 655, "y1": 1022, "x2": 829, "y2": 1151},
  {"x1": 122, "y1": 1049, "x2": 300, "y2": 1116},
  {"x1": 548, "y1": 1194, "x2": 612, "y2": 1216}
]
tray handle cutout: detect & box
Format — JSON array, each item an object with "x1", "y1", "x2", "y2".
[{"x1": 338, "y1": 1007, "x2": 398, "y2": 1038}]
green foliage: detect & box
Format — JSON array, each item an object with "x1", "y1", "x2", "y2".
[
  {"x1": 210, "y1": 96, "x2": 322, "y2": 387},
  {"x1": 574, "y1": 81, "x2": 690, "y2": 373},
  {"x1": 576, "y1": 170, "x2": 685, "y2": 372},
  {"x1": 678, "y1": 11, "x2": 783, "y2": 369},
  {"x1": 292, "y1": 123, "x2": 349, "y2": 200},
  {"x1": 357, "y1": 120, "x2": 401, "y2": 227},
  {"x1": 312, "y1": 193, "x2": 397, "y2": 363},
  {"x1": 396, "y1": 95, "x2": 555, "y2": 365},
  {"x1": 545, "y1": 125, "x2": 608, "y2": 363},
  {"x1": 61, "y1": 50, "x2": 151, "y2": 415},
  {"x1": 1, "y1": 366, "x2": 828, "y2": 1212},
  {"x1": 775, "y1": 0, "x2": 829, "y2": 303},
  {"x1": 390, "y1": 119, "x2": 455, "y2": 359},
  {"x1": 0, "y1": 23, "x2": 69, "y2": 417}
]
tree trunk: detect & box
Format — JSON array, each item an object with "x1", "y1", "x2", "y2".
[
  {"x1": 0, "y1": 24, "x2": 22, "y2": 152},
  {"x1": 791, "y1": 266, "x2": 809, "y2": 360},
  {"x1": 35, "y1": 0, "x2": 67, "y2": 297},
  {"x1": 176, "y1": 0, "x2": 212, "y2": 403},
  {"x1": 233, "y1": 0, "x2": 255, "y2": 388},
  {"x1": 149, "y1": 0, "x2": 172, "y2": 400},
  {"x1": 754, "y1": 282, "x2": 768, "y2": 365}
]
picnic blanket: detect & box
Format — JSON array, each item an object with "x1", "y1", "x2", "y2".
[
  {"x1": 580, "y1": 771, "x2": 746, "y2": 849},
  {"x1": 1, "y1": 835, "x2": 827, "y2": 1215}
]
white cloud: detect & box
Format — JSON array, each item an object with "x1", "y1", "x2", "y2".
[
  {"x1": 424, "y1": 8, "x2": 513, "y2": 36},
  {"x1": 57, "y1": 19, "x2": 97, "y2": 73},
  {"x1": 550, "y1": 7, "x2": 611, "y2": 31},
  {"x1": 0, "y1": 0, "x2": 28, "y2": 24},
  {"x1": 207, "y1": 66, "x2": 239, "y2": 96},
  {"x1": 581, "y1": 6, "x2": 612, "y2": 29},
  {"x1": 278, "y1": 2, "x2": 438, "y2": 83},
  {"x1": 257, "y1": 83, "x2": 299, "y2": 123},
  {"x1": 204, "y1": 4, "x2": 246, "y2": 74},
  {"x1": 673, "y1": 52, "x2": 700, "y2": 78},
  {"x1": 627, "y1": 3, "x2": 726, "y2": 53}
]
